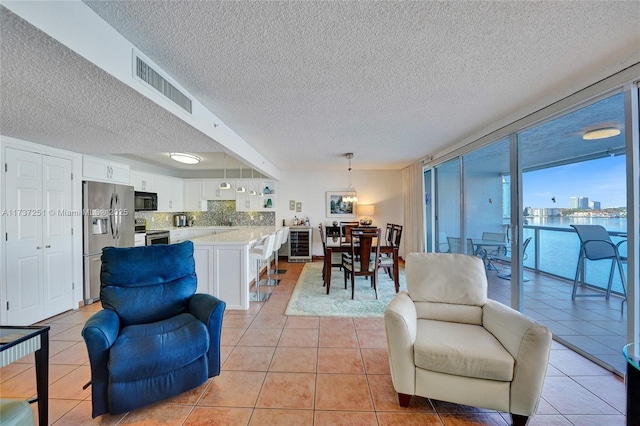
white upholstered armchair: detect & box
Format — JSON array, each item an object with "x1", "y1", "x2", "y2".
[{"x1": 385, "y1": 253, "x2": 552, "y2": 426}]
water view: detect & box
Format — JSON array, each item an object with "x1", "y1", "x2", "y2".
[{"x1": 521, "y1": 216, "x2": 627, "y2": 294}]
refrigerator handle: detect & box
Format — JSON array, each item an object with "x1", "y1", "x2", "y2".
[
  {"x1": 114, "y1": 193, "x2": 120, "y2": 240},
  {"x1": 109, "y1": 193, "x2": 116, "y2": 239}
]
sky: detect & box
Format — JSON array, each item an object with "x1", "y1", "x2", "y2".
[{"x1": 523, "y1": 155, "x2": 626, "y2": 209}]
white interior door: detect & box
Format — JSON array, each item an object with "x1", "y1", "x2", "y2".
[
  {"x1": 42, "y1": 155, "x2": 73, "y2": 318},
  {"x1": 5, "y1": 148, "x2": 44, "y2": 324}
]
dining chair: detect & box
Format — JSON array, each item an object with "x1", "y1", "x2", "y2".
[
  {"x1": 340, "y1": 221, "x2": 360, "y2": 244},
  {"x1": 343, "y1": 227, "x2": 381, "y2": 299},
  {"x1": 570, "y1": 224, "x2": 627, "y2": 312},
  {"x1": 379, "y1": 224, "x2": 402, "y2": 282},
  {"x1": 319, "y1": 224, "x2": 343, "y2": 285},
  {"x1": 385, "y1": 223, "x2": 394, "y2": 246}
]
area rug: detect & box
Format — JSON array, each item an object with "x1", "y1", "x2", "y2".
[{"x1": 285, "y1": 261, "x2": 407, "y2": 318}]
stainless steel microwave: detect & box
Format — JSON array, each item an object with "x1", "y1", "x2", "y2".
[{"x1": 134, "y1": 191, "x2": 158, "y2": 211}]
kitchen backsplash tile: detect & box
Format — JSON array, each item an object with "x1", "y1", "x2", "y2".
[{"x1": 135, "y1": 200, "x2": 275, "y2": 229}]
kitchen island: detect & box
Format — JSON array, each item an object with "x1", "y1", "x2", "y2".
[{"x1": 189, "y1": 226, "x2": 279, "y2": 310}]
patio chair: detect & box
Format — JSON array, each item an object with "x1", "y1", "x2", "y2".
[
  {"x1": 489, "y1": 237, "x2": 532, "y2": 282},
  {"x1": 437, "y1": 232, "x2": 449, "y2": 253},
  {"x1": 446, "y1": 237, "x2": 475, "y2": 255},
  {"x1": 480, "y1": 232, "x2": 507, "y2": 271},
  {"x1": 570, "y1": 225, "x2": 627, "y2": 312}
]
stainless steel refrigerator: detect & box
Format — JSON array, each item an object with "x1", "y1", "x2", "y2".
[{"x1": 82, "y1": 181, "x2": 135, "y2": 304}]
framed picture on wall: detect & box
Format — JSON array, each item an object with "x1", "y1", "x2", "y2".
[{"x1": 326, "y1": 191, "x2": 357, "y2": 217}]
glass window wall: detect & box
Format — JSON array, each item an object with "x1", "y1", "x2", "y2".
[{"x1": 426, "y1": 90, "x2": 631, "y2": 375}]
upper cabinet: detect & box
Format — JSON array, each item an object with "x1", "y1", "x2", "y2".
[
  {"x1": 129, "y1": 171, "x2": 183, "y2": 212},
  {"x1": 82, "y1": 156, "x2": 129, "y2": 184},
  {"x1": 129, "y1": 171, "x2": 155, "y2": 192},
  {"x1": 184, "y1": 180, "x2": 206, "y2": 211},
  {"x1": 185, "y1": 179, "x2": 236, "y2": 211},
  {"x1": 156, "y1": 175, "x2": 183, "y2": 212},
  {"x1": 202, "y1": 179, "x2": 236, "y2": 201}
]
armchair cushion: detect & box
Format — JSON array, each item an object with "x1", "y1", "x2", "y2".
[
  {"x1": 414, "y1": 319, "x2": 514, "y2": 381},
  {"x1": 108, "y1": 313, "x2": 209, "y2": 381},
  {"x1": 407, "y1": 253, "x2": 487, "y2": 306}
]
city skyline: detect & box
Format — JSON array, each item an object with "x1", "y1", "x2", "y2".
[{"x1": 523, "y1": 155, "x2": 626, "y2": 209}]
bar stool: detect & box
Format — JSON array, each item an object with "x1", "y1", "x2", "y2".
[
  {"x1": 249, "y1": 233, "x2": 276, "y2": 302},
  {"x1": 274, "y1": 227, "x2": 289, "y2": 274},
  {"x1": 265, "y1": 228, "x2": 285, "y2": 286}
]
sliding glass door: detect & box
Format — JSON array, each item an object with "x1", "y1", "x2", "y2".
[
  {"x1": 435, "y1": 159, "x2": 461, "y2": 253},
  {"x1": 427, "y1": 89, "x2": 631, "y2": 374},
  {"x1": 517, "y1": 91, "x2": 627, "y2": 373}
]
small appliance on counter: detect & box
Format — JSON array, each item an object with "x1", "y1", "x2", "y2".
[{"x1": 173, "y1": 214, "x2": 187, "y2": 227}]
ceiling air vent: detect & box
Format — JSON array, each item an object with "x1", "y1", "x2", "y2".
[{"x1": 135, "y1": 56, "x2": 192, "y2": 114}]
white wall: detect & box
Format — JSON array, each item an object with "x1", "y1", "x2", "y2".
[{"x1": 276, "y1": 169, "x2": 403, "y2": 257}]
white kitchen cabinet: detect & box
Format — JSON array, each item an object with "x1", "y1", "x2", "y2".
[
  {"x1": 4, "y1": 148, "x2": 74, "y2": 325},
  {"x1": 184, "y1": 179, "x2": 235, "y2": 211},
  {"x1": 202, "y1": 179, "x2": 235, "y2": 200},
  {"x1": 156, "y1": 175, "x2": 183, "y2": 212},
  {"x1": 184, "y1": 180, "x2": 205, "y2": 211},
  {"x1": 129, "y1": 171, "x2": 155, "y2": 192},
  {"x1": 236, "y1": 180, "x2": 275, "y2": 211},
  {"x1": 193, "y1": 242, "x2": 249, "y2": 310},
  {"x1": 134, "y1": 233, "x2": 146, "y2": 247},
  {"x1": 200, "y1": 179, "x2": 219, "y2": 200},
  {"x1": 82, "y1": 155, "x2": 129, "y2": 184},
  {"x1": 235, "y1": 180, "x2": 257, "y2": 211}
]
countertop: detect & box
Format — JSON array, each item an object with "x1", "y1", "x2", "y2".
[
  {"x1": 189, "y1": 226, "x2": 280, "y2": 246},
  {"x1": 147, "y1": 226, "x2": 238, "y2": 232}
]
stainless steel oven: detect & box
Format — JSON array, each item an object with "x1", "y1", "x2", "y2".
[{"x1": 146, "y1": 230, "x2": 170, "y2": 245}]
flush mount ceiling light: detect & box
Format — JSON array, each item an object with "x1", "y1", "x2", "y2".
[
  {"x1": 169, "y1": 152, "x2": 200, "y2": 164},
  {"x1": 583, "y1": 127, "x2": 621, "y2": 140},
  {"x1": 219, "y1": 153, "x2": 231, "y2": 189},
  {"x1": 343, "y1": 153, "x2": 358, "y2": 203}
]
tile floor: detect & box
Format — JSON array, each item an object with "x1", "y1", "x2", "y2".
[
  {"x1": 486, "y1": 264, "x2": 628, "y2": 375},
  {"x1": 0, "y1": 260, "x2": 628, "y2": 425}
]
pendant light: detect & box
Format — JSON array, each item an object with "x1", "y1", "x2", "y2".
[
  {"x1": 343, "y1": 153, "x2": 358, "y2": 203},
  {"x1": 219, "y1": 153, "x2": 231, "y2": 189},
  {"x1": 249, "y1": 168, "x2": 257, "y2": 195},
  {"x1": 236, "y1": 163, "x2": 246, "y2": 193}
]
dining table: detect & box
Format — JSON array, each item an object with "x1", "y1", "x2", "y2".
[{"x1": 324, "y1": 237, "x2": 399, "y2": 294}]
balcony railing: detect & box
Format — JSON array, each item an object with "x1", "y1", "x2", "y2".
[{"x1": 521, "y1": 225, "x2": 627, "y2": 295}]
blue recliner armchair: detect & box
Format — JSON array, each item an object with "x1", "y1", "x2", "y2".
[{"x1": 82, "y1": 241, "x2": 225, "y2": 417}]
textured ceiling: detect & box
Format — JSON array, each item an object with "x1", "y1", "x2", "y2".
[{"x1": 1, "y1": 1, "x2": 639, "y2": 174}]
